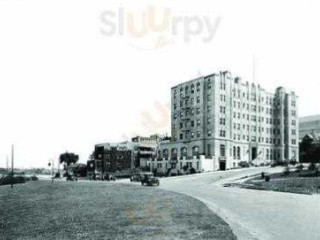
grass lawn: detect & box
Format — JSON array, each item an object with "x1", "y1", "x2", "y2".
[
  {"x1": 244, "y1": 170, "x2": 320, "y2": 195},
  {"x1": 0, "y1": 180, "x2": 236, "y2": 240}
]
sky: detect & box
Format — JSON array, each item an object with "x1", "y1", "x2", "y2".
[{"x1": 0, "y1": 0, "x2": 319, "y2": 168}]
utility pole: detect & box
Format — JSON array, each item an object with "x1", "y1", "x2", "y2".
[{"x1": 11, "y1": 145, "x2": 14, "y2": 189}]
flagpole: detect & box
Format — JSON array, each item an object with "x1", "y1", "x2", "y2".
[{"x1": 11, "y1": 145, "x2": 14, "y2": 189}]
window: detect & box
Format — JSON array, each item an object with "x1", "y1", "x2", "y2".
[
  {"x1": 207, "y1": 130, "x2": 212, "y2": 137},
  {"x1": 207, "y1": 79, "x2": 212, "y2": 90},
  {"x1": 220, "y1": 144, "x2": 226, "y2": 157},
  {"x1": 207, "y1": 144, "x2": 211, "y2": 156},
  {"x1": 197, "y1": 119, "x2": 201, "y2": 126},
  {"x1": 220, "y1": 130, "x2": 226, "y2": 137},
  {"x1": 196, "y1": 107, "x2": 200, "y2": 115},
  {"x1": 207, "y1": 117, "x2": 212, "y2": 125},
  {"x1": 197, "y1": 96, "x2": 200, "y2": 104},
  {"x1": 180, "y1": 134, "x2": 183, "y2": 140},
  {"x1": 197, "y1": 131, "x2": 201, "y2": 137}
]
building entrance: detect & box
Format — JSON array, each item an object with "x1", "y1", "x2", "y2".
[
  {"x1": 219, "y1": 161, "x2": 226, "y2": 171},
  {"x1": 252, "y1": 147, "x2": 257, "y2": 161}
]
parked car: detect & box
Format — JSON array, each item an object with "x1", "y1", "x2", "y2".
[
  {"x1": 140, "y1": 173, "x2": 160, "y2": 186},
  {"x1": 67, "y1": 175, "x2": 78, "y2": 181},
  {"x1": 130, "y1": 173, "x2": 141, "y2": 182}
]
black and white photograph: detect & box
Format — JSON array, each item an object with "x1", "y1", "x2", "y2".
[{"x1": 0, "y1": 0, "x2": 319, "y2": 239}]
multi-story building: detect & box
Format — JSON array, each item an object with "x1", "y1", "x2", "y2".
[
  {"x1": 88, "y1": 135, "x2": 164, "y2": 178},
  {"x1": 299, "y1": 115, "x2": 320, "y2": 140},
  {"x1": 156, "y1": 71, "x2": 299, "y2": 171}
]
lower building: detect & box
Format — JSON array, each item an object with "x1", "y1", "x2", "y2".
[{"x1": 299, "y1": 115, "x2": 320, "y2": 140}]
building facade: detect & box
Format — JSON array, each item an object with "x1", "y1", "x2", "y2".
[
  {"x1": 88, "y1": 135, "x2": 164, "y2": 178},
  {"x1": 156, "y1": 71, "x2": 299, "y2": 171},
  {"x1": 299, "y1": 115, "x2": 320, "y2": 140}
]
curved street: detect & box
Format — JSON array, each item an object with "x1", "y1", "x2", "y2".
[{"x1": 158, "y1": 167, "x2": 320, "y2": 240}]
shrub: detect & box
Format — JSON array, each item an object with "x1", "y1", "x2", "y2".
[
  {"x1": 282, "y1": 166, "x2": 290, "y2": 176},
  {"x1": 190, "y1": 168, "x2": 196, "y2": 174},
  {"x1": 31, "y1": 176, "x2": 38, "y2": 181},
  {"x1": 239, "y1": 161, "x2": 250, "y2": 168},
  {"x1": 261, "y1": 172, "x2": 265, "y2": 179},
  {"x1": 182, "y1": 165, "x2": 188, "y2": 172},
  {"x1": 296, "y1": 164, "x2": 304, "y2": 172},
  {"x1": 299, "y1": 171, "x2": 318, "y2": 178},
  {"x1": 265, "y1": 175, "x2": 270, "y2": 182},
  {"x1": 156, "y1": 172, "x2": 165, "y2": 177},
  {"x1": 289, "y1": 160, "x2": 297, "y2": 166},
  {"x1": 308, "y1": 162, "x2": 316, "y2": 171},
  {"x1": 271, "y1": 162, "x2": 277, "y2": 168},
  {"x1": 0, "y1": 175, "x2": 26, "y2": 186}
]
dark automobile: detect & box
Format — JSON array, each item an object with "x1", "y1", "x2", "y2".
[
  {"x1": 130, "y1": 173, "x2": 141, "y2": 182},
  {"x1": 140, "y1": 173, "x2": 160, "y2": 186},
  {"x1": 67, "y1": 175, "x2": 78, "y2": 181}
]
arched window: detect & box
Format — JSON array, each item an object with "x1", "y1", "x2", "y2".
[
  {"x1": 237, "y1": 147, "x2": 241, "y2": 160},
  {"x1": 163, "y1": 149, "x2": 169, "y2": 160},
  {"x1": 181, "y1": 147, "x2": 187, "y2": 159},
  {"x1": 192, "y1": 146, "x2": 199, "y2": 155},
  {"x1": 171, "y1": 148, "x2": 177, "y2": 160},
  {"x1": 233, "y1": 146, "x2": 236, "y2": 159}
]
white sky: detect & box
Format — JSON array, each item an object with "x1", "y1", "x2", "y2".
[{"x1": 0, "y1": 0, "x2": 319, "y2": 168}]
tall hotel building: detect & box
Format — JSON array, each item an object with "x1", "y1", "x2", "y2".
[{"x1": 156, "y1": 71, "x2": 299, "y2": 171}]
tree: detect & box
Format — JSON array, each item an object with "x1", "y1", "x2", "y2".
[
  {"x1": 59, "y1": 152, "x2": 79, "y2": 176},
  {"x1": 300, "y1": 136, "x2": 320, "y2": 163}
]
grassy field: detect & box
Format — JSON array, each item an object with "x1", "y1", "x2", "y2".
[
  {"x1": 244, "y1": 170, "x2": 320, "y2": 195},
  {"x1": 0, "y1": 180, "x2": 236, "y2": 240}
]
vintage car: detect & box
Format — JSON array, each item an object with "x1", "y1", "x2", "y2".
[
  {"x1": 66, "y1": 175, "x2": 78, "y2": 181},
  {"x1": 140, "y1": 172, "x2": 160, "y2": 186}
]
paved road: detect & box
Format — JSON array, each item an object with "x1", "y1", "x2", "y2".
[{"x1": 157, "y1": 167, "x2": 320, "y2": 240}]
